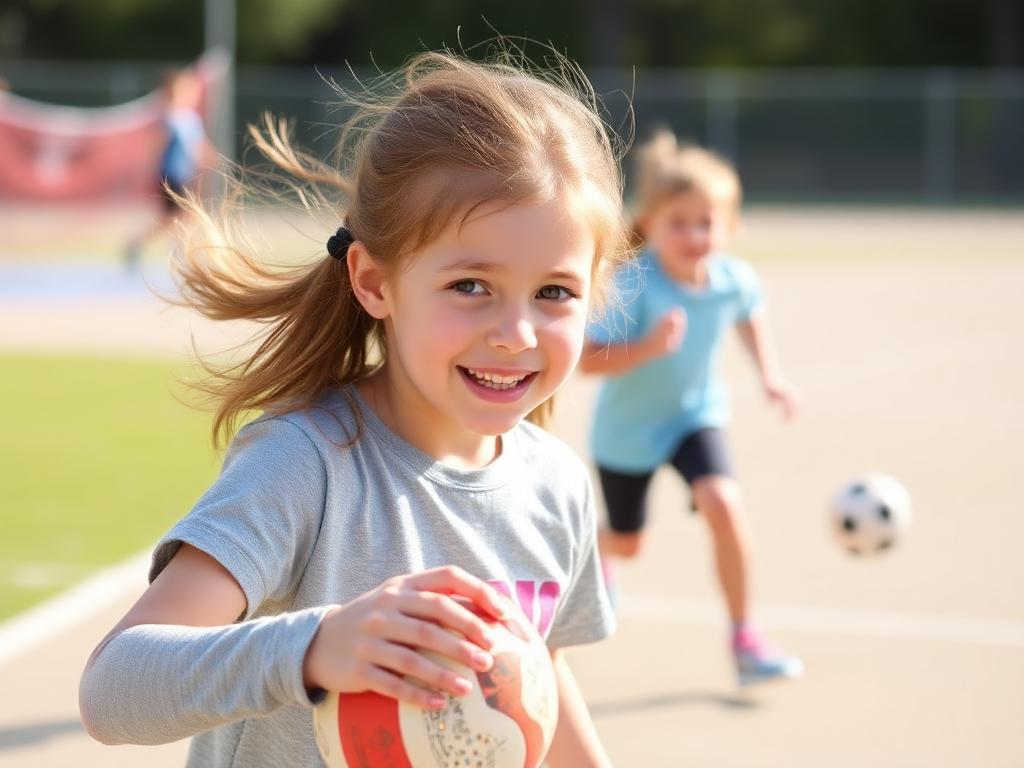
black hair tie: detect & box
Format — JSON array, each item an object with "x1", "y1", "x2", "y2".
[{"x1": 327, "y1": 226, "x2": 355, "y2": 260}]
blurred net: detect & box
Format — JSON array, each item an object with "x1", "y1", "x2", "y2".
[{"x1": 0, "y1": 51, "x2": 227, "y2": 201}]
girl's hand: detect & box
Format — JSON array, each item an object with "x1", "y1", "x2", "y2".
[
  {"x1": 303, "y1": 566, "x2": 508, "y2": 710},
  {"x1": 763, "y1": 376, "x2": 801, "y2": 420},
  {"x1": 644, "y1": 308, "x2": 686, "y2": 358}
]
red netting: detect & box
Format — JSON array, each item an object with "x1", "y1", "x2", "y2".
[{"x1": 0, "y1": 52, "x2": 226, "y2": 201}]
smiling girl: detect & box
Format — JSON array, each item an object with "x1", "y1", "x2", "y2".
[{"x1": 79, "y1": 49, "x2": 628, "y2": 767}]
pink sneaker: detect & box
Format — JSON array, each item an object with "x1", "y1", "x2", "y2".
[{"x1": 732, "y1": 627, "x2": 804, "y2": 687}]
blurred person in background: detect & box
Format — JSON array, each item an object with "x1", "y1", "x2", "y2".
[
  {"x1": 124, "y1": 68, "x2": 216, "y2": 270},
  {"x1": 581, "y1": 130, "x2": 804, "y2": 687}
]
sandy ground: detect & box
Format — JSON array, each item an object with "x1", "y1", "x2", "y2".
[{"x1": 1, "y1": 209, "x2": 1023, "y2": 766}]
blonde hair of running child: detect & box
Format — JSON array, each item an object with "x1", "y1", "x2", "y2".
[{"x1": 631, "y1": 129, "x2": 742, "y2": 242}]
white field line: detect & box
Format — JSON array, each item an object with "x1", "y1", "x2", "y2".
[
  {"x1": 0, "y1": 550, "x2": 150, "y2": 668},
  {"x1": 2, "y1": 554, "x2": 1023, "y2": 671},
  {"x1": 619, "y1": 593, "x2": 1024, "y2": 648},
  {"x1": 0, "y1": 560, "x2": 96, "y2": 588}
]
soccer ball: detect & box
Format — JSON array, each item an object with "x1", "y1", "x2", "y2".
[
  {"x1": 313, "y1": 609, "x2": 558, "y2": 768},
  {"x1": 830, "y1": 474, "x2": 912, "y2": 556}
]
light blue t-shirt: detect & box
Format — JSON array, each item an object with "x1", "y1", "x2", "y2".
[{"x1": 587, "y1": 250, "x2": 764, "y2": 473}]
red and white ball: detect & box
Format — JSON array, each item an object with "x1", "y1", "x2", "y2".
[{"x1": 313, "y1": 610, "x2": 558, "y2": 768}]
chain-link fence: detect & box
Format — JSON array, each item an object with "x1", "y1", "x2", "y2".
[{"x1": 3, "y1": 60, "x2": 1023, "y2": 204}]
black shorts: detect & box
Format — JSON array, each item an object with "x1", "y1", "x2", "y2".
[{"x1": 597, "y1": 428, "x2": 734, "y2": 534}]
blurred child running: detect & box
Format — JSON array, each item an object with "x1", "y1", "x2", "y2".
[{"x1": 580, "y1": 130, "x2": 803, "y2": 687}]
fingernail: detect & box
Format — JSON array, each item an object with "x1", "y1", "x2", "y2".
[
  {"x1": 473, "y1": 650, "x2": 493, "y2": 670},
  {"x1": 428, "y1": 694, "x2": 447, "y2": 709},
  {"x1": 453, "y1": 677, "x2": 473, "y2": 695},
  {"x1": 481, "y1": 628, "x2": 496, "y2": 648}
]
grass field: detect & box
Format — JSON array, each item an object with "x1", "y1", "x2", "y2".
[{"x1": 0, "y1": 355, "x2": 218, "y2": 620}]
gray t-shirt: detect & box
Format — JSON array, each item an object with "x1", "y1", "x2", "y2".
[{"x1": 79, "y1": 386, "x2": 614, "y2": 766}]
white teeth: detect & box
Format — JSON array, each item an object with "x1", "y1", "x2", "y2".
[{"x1": 464, "y1": 368, "x2": 529, "y2": 390}]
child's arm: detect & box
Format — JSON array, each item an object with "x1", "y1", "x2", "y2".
[
  {"x1": 736, "y1": 312, "x2": 800, "y2": 420},
  {"x1": 543, "y1": 650, "x2": 614, "y2": 768},
  {"x1": 80, "y1": 546, "x2": 504, "y2": 745},
  {"x1": 79, "y1": 544, "x2": 328, "y2": 745},
  {"x1": 579, "y1": 308, "x2": 685, "y2": 376}
]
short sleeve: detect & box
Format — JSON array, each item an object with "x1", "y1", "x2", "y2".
[
  {"x1": 586, "y1": 261, "x2": 646, "y2": 347},
  {"x1": 545, "y1": 475, "x2": 617, "y2": 649},
  {"x1": 733, "y1": 258, "x2": 766, "y2": 322},
  {"x1": 150, "y1": 416, "x2": 328, "y2": 618}
]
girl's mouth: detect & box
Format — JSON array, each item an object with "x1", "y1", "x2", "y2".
[{"x1": 457, "y1": 366, "x2": 538, "y2": 400}]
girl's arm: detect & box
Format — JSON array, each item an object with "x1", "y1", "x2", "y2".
[
  {"x1": 80, "y1": 545, "x2": 504, "y2": 746},
  {"x1": 736, "y1": 312, "x2": 800, "y2": 420},
  {"x1": 79, "y1": 544, "x2": 329, "y2": 745},
  {"x1": 544, "y1": 649, "x2": 614, "y2": 768},
  {"x1": 579, "y1": 308, "x2": 685, "y2": 376}
]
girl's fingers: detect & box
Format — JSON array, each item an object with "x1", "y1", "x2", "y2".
[
  {"x1": 397, "y1": 590, "x2": 498, "y2": 651},
  {"x1": 383, "y1": 614, "x2": 493, "y2": 672},
  {"x1": 369, "y1": 641, "x2": 474, "y2": 699},
  {"x1": 361, "y1": 665, "x2": 450, "y2": 711},
  {"x1": 405, "y1": 566, "x2": 510, "y2": 623}
]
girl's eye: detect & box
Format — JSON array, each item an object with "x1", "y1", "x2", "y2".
[
  {"x1": 451, "y1": 279, "x2": 486, "y2": 295},
  {"x1": 537, "y1": 285, "x2": 575, "y2": 301}
]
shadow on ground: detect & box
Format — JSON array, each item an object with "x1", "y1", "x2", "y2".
[{"x1": 0, "y1": 719, "x2": 84, "y2": 750}]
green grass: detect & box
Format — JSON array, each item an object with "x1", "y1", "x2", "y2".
[{"x1": 0, "y1": 354, "x2": 220, "y2": 621}]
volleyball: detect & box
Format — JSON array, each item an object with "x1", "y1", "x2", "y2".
[{"x1": 313, "y1": 609, "x2": 558, "y2": 768}]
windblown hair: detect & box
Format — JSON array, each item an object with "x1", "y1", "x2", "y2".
[
  {"x1": 172, "y1": 46, "x2": 631, "y2": 447},
  {"x1": 632, "y1": 129, "x2": 742, "y2": 241}
]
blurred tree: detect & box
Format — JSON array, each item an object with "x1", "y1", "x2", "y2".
[
  {"x1": 1, "y1": 0, "x2": 346, "y2": 61},
  {"x1": 237, "y1": 0, "x2": 346, "y2": 61},
  {"x1": 3, "y1": 0, "x2": 205, "y2": 60},
  {"x1": 1, "y1": 0, "x2": 1019, "y2": 68}
]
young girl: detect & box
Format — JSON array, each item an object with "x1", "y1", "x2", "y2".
[
  {"x1": 80, "y1": 50, "x2": 629, "y2": 767},
  {"x1": 580, "y1": 131, "x2": 803, "y2": 687}
]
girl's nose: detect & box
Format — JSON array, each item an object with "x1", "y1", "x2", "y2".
[{"x1": 486, "y1": 312, "x2": 538, "y2": 353}]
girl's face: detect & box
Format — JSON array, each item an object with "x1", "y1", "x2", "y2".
[
  {"x1": 642, "y1": 190, "x2": 732, "y2": 277},
  {"x1": 358, "y1": 197, "x2": 595, "y2": 461}
]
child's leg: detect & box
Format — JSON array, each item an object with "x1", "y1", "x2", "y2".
[
  {"x1": 125, "y1": 178, "x2": 183, "y2": 269},
  {"x1": 690, "y1": 475, "x2": 751, "y2": 625},
  {"x1": 670, "y1": 429, "x2": 746, "y2": 619},
  {"x1": 673, "y1": 429, "x2": 803, "y2": 684},
  {"x1": 595, "y1": 467, "x2": 655, "y2": 607},
  {"x1": 125, "y1": 205, "x2": 174, "y2": 269}
]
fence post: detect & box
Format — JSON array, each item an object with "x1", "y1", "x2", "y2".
[
  {"x1": 706, "y1": 70, "x2": 740, "y2": 163},
  {"x1": 924, "y1": 71, "x2": 956, "y2": 204},
  {"x1": 205, "y1": 0, "x2": 236, "y2": 164}
]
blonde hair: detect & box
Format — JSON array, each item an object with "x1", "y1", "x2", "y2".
[
  {"x1": 173, "y1": 48, "x2": 631, "y2": 447},
  {"x1": 632, "y1": 130, "x2": 742, "y2": 239}
]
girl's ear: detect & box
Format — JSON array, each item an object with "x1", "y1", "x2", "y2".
[{"x1": 347, "y1": 242, "x2": 390, "y2": 320}]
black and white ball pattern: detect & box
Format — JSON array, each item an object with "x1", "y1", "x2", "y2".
[{"x1": 830, "y1": 474, "x2": 912, "y2": 556}]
